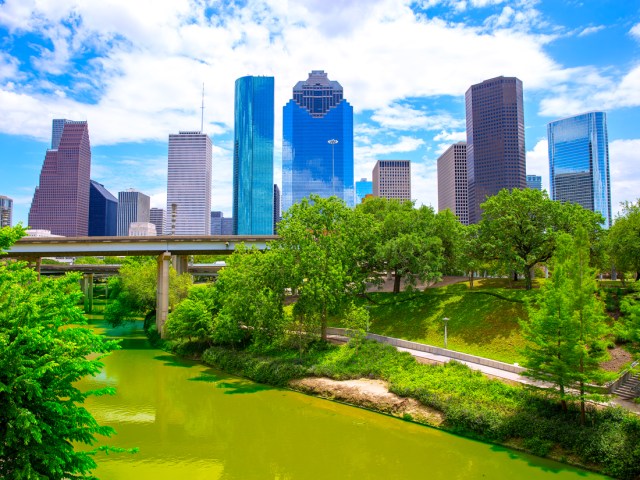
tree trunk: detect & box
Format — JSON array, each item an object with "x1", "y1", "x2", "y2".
[
  {"x1": 321, "y1": 303, "x2": 327, "y2": 341},
  {"x1": 393, "y1": 270, "x2": 402, "y2": 294},
  {"x1": 636, "y1": 271, "x2": 640, "y2": 282},
  {"x1": 580, "y1": 380, "x2": 586, "y2": 426},
  {"x1": 524, "y1": 266, "x2": 533, "y2": 290},
  {"x1": 512, "y1": 270, "x2": 518, "y2": 282},
  {"x1": 468, "y1": 271, "x2": 474, "y2": 289}
]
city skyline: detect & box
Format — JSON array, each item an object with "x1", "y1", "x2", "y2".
[{"x1": 1, "y1": 1, "x2": 639, "y2": 225}]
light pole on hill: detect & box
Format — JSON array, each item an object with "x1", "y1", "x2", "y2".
[{"x1": 442, "y1": 317, "x2": 449, "y2": 349}]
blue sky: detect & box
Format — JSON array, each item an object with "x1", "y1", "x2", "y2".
[{"x1": 1, "y1": 0, "x2": 639, "y2": 226}]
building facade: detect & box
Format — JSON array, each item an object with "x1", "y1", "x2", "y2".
[
  {"x1": 372, "y1": 160, "x2": 411, "y2": 201},
  {"x1": 129, "y1": 222, "x2": 157, "y2": 236},
  {"x1": 233, "y1": 76, "x2": 274, "y2": 235},
  {"x1": 0, "y1": 195, "x2": 12, "y2": 228},
  {"x1": 273, "y1": 184, "x2": 281, "y2": 233},
  {"x1": 117, "y1": 189, "x2": 150, "y2": 236},
  {"x1": 355, "y1": 178, "x2": 373, "y2": 204},
  {"x1": 210, "y1": 211, "x2": 233, "y2": 235},
  {"x1": 29, "y1": 119, "x2": 91, "y2": 237},
  {"x1": 282, "y1": 70, "x2": 354, "y2": 211},
  {"x1": 437, "y1": 142, "x2": 468, "y2": 225},
  {"x1": 167, "y1": 131, "x2": 212, "y2": 235},
  {"x1": 526, "y1": 175, "x2": 542, "y2": 191},
  {"x1": 150, "y1": 208, "x2": 166, "y2": 235},
  {"x1": 88, "y1": 180, "x2": 117, "y2": 236},
  {"x1": 465, "y1": 76, "x2": 526, "y2": 224},
  {"x1": 548, "y1": 111, "x2": 611, "y2": 227}
]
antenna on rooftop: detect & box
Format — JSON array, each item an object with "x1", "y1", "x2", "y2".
[{"x1": 200, "y1": 83, "x2": 205, "y2": 133}]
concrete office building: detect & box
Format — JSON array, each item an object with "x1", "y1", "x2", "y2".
[
  {"x1": 526, "y1": 175, "x2": 542, "y2": 191},
  {"x1": 210, "y1": 211, "x2": 234, "y2": 235},
  {"x1": 233, "y1": 76, "x2": 275, "y2": 235},
  {"x1": 129, "y1": 222, "x2": 157, "y2": 236},
  {"x1": 372, "y1": 160, "x2": 411, "y2": 201},
  {"x1": 150, "y1": 208, "x2": 166, "y2": 235},
  {"x1": 0, "y1": 195, "x2": 12, "y2": 227},
  {"x1": 466, "y1": 76, "x2": 526, "y2": 224},
  {"x1": 282, "y1": 70, "x2": 354, "y2": 211},
  {"x1": 29, "y1": 119, "x2": 91, "y2": 236},
  {"x1": 437, "y1": 142, "x2": 468, "y2": 225},
  {"x1": 167, "y1": 131, "x2": 212, "y2": 235},
  {"x1": 88, "y1": 180, "x2": 117, "y2": 236},
  {"x1": 117, "y1": 189, "x2": 150, "y2": 236},
  {"x1": 548, "y1": 111, "x2": 611, "y2": 227}
]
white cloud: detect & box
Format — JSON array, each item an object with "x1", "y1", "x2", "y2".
[
  {"x1": 433, "y1": 130, "x2": 466, "y2": 142},
  {"x1": 372, "y1": 104, "x2": 465, "y2": 132},
  {"x1": 630, "y1": 23, "x2": 640, "y2": 41},
  {"x1": 0, "y1": 52, "x2": 20, "y2": 81},
  {"x1": 609, "y1": 139, "x2": 640, "y2": 218},
  {"x1": 525, "y1": 138, "x2": 549, "y2": 192},
  {"x1": 577, "y1": 25, "x2": 604, "y2": 37}
]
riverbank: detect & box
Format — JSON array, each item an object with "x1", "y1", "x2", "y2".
[{"x1": 187, "y1": 339, "x2": 640, "y2": 480}]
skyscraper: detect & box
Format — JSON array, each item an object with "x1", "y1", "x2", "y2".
[
  {"x1": 0, "y1": 195, "x2": 12, "y2": 228},
  {"x1": 29, "y1": 119, "x2": 91, "y2": 236},
  {"x1": 437, "y1": 142, "x2": 468, "y2": 225},
  {"x1": 167, "y1": 131, "x2": 212, "y2": 235},
  {"x1": 548, "y1": 111, "x2": 611, "y2": 227},
  {"x1": 372, "y1": 160, "x2": 411, "y2": 201},
  {"x1": 233, "y1": 76, "x2": 274, "y2": 235},
  {"x1": 355, "y1": 178, "x2": 373, "y2": 204},
  {"x1": 465, "y1": 76, "x2": 526, "y2": 224},
  {"x1": 117, "y1": 189, "x2": 150, "y2": 236},
  {"x1": 282, "y1": 70, "x2": 354, "y2": 211},
  {"x1": 273, "y1": 184, "x2": 281, "y2": 233},
  {"x1": 526, "y1": 175, "x2": 542, "y2": 191},
  {"x1": 88, "y1": 180, "x2": 117, "y2": 236},
  {"x1": 150, "y1": 208, "x2": 166, "y2": 235}
]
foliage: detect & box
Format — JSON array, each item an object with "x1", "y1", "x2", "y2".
[
  {"x1": 434, "y1": 209, "x2": 465, "y2": 275},
  {"x1": 357, "y1": 198, "x2": 443, "y2": 293},
  {"x1": 0, "y1": 227, "x2": 123, "y2": 479},
  {"x1": 341, "y1": 302, "x2": 371, "y2": 352},
  {"x1": 521, "y1": 228, "x2": 610, "y2": 422},
  {"x1": 0, "y1": 223, "x2": 26, "y2": 251},
  {"x1": 479, "y1": 188, "x2": 604, "y2": 290},
  {"x1": 105, "y1": 257, "x2": 192, "y2": 327},
  {"x1": 608, "y1": 199, "x2": 640, "y2": 281},
  {"x1": 618, "y1": 283, "x2": 640, "y2": 363}
]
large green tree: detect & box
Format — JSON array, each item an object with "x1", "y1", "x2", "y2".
[
  {"x1": 608, "y1": 199, "x2": 640, "y2": 281},
  {"x1": 0, "y1": 226, "x2": 123, "y2": 478},
  {"x1": 521, "y1": 228, "x2": 609, "y2": 423},
  {"x1": 479, "y1": 188, "x2": 603, "y2": 290},
  {"x1": 358, "y1": 198, "x2": 443, "y2": 293}
]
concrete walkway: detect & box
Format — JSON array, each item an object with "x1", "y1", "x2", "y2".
[{"x1": 328, "y1": 334, "x2": 640, "y2": 414}]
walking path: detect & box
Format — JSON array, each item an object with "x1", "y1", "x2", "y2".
[{"x1": 327, "y1": 333, "x2": 640, "y2": 414}]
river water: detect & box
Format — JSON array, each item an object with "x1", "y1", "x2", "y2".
[{"x1": 79, "y1": 319, "x2": 609, "y2": 480}]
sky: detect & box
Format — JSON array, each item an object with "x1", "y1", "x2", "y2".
[{"x1": 0, "y1": 0, "x2": 639, "y2": 226}]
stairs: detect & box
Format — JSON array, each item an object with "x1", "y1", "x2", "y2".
[{"x1": 613, "y1": 374, "x2": 640, "y2": 400}]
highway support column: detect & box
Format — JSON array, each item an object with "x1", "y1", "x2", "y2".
[{"x1": 156, "y1": 251, "x2": 171, "y2": 337}]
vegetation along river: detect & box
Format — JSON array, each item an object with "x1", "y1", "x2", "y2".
[{"x1": 79, "y1": 319, "x2": 610, "y2": 479}]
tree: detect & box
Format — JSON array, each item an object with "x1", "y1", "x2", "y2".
[
  {"x1": 608, "y1": 199, "x2": 640, "y2": 281},
  {"x1": 521, "y1": 227, "x2": 609, "y2": 423},
  {"x1": 358, "y1": 198, "x2": 443, "y2": 293},
  {"x1": 0, "y1": 226, "x2": 123, "y2": 478},
  {"x1": 434, "y1": 209, "x2": 465, "y2": 275},
  {"x1": 479, "y1": 188, "x2": 603, "y2": 290}
]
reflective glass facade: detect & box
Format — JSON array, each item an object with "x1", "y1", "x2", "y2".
[
  {"x1": 465, "y1": 76, "x2": 526, "y2": 224},
  {"x1": 355, "y1": 179, "x2": 372, "y2": 204},
  {"x1": 0, "y1": 195, "x2": 12, "y2": 227},
  {"x1": 282, "y1": 70, "x2": 354, "y2": 212},
  {"x1": 89, "y1": 180, "x2": 117, "y2": 236},
  {"x1": 526, "y1": 175, "x2": 542, "y2": 191},
  {"x1": 233, "y1": 76, "x2": 274, "y2": 235},
  {"x1": 548, "y1": 111, "x2": 611, "y2": 227}
]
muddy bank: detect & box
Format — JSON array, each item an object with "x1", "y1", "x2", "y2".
[{"x1": 289, "y1": 377, "x2": 444, "y2": 426}]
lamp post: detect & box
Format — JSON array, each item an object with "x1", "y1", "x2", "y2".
[
  {"x1": 442, "y1": 317, "x2": 449, "y2": 349},
  {"x1": 328, "y1": 139, "x2": 338, "y2": 197}
]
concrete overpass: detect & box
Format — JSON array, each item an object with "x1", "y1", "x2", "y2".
[{"x1": 5, "y1": 235, "x2": 278, "y2": 335}]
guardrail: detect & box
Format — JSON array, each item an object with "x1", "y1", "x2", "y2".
[
  {"x1": 325, "y1": 327, "x2": 526, "y2": 374},
  {"x1": 606, "y1": 360, "x2": 639, "y2": 394}
]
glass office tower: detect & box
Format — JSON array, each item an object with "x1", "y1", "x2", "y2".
[
  {"x1": 282, "y1": 70, "x2": 354, "y2": 212},
  {"x1": 355, "y1": 178, "x2": 373, "y2": 204},
  {"x1": 548, "y1": 111, "x2": 611, "y2": 228},
  {"x1": 88, "y1": 180, "x2": 117, "y2": 236},
  {"x1": 233, "y1": 76, "x2": 274, "y2": 235}
]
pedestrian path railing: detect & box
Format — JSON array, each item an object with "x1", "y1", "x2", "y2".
[{"x1": 606, "y1": 360, "x2": 639, "y2": 394}]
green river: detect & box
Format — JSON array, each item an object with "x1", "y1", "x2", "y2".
[{"x1": 80, "y1": 319, "x2": 610, "y2": 479}]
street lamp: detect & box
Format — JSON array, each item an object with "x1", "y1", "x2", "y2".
[
  {"x1": 328, "y1": 139, "x2": 338, "y2": 196},
  {"x1": 442, "y1": 317, "x2": 449, "y2": 349}
]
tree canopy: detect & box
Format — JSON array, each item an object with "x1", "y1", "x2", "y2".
[{"x1": 608, "y1": 199, "x2": 640, "y2": 281}]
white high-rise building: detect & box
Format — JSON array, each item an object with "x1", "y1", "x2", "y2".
[
  {"x1": 150, "y1": 208, "x2": 166, "y2": 235},
  {"x1": 167, "y1": 131, "x2": 212, "y2": 235},
  {"x1": 437, "y1": 142, "x2": 468, "y2": 225},
  {"x1": 372, "y1": 160, "x2": 411, "y2": 201},
  {"x1": 117, "y1": 189, "x2": 150, "y2": 236}
]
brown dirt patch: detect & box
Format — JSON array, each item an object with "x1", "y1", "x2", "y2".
[
  {"x1": 601, "y1": 347, "x2": 633, "y2": 373},
  {"x1": 289, "y1": 377, "x2": 444, "y2": 426}
]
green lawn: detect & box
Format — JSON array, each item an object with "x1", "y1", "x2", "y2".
[{"x1": 343, "y1": 282, "x2": 538, "y2": 364}]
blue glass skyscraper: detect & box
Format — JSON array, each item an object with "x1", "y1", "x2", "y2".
[
  {"x1": 282, "y1": 70, "x2": 354, "y2": 211},
  {"x1": 88, "y1": 180, "x2": 117, "y2": 236},
  {"x1": 233, "y1": 76, "x2": 274, "y2": 235},
  {"x1": 355, "y1": 178, "x2": 373, "y2": 204},
  {"x1": 548, "y1": 111, "x2": 611, "y2": 227}
]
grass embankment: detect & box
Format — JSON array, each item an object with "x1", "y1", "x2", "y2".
[
  {"x1": 337, "y1": 281, "x2": 536, "y2": 364},
  {"x1": 196, "y1": 339, "x2": 640, "y2": 479}
]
